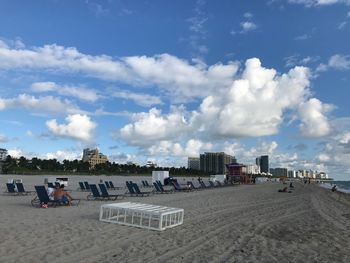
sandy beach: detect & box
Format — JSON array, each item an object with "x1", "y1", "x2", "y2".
[{"x1": 0, "y1": 175, "x2": 350, "y2": 263}]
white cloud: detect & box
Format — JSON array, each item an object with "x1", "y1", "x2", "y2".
[
  {"x1": 148, "y1": 139, "x2": 212, "y2": 157},
  {"x1": 240, "y1": 21, "x2": 257, "y2": 32},
  {"x1": 31, "y1": 81, "x2": 56, "y2": 92},
  {"x1": 288, "y1": 0, "x2": 350, "y2": 7},
  {"x1": 244, "y1": 12, "x2": 253, "y2": 18},
  {"x1": 298, "y1": 98, "x2": 332, "y2": 137},
  {"x1": 196, "y1": 58, "x2": 313, "y2": 138},
  {"x1": 46, "y1": 114, "x2": 97, "y2": 141},
  {"x1": 119, "y1": 107, "x2": 190, "y2": 146},
  {"x1": 294, "y1": 34, "x2": 311, "y2": 40},
  {"x1": 119, "y1": 57, "x2": 331, "y2": 147},
  {"x1": 7, "y1": 148, "x2": 24, "y2": 158},
  {"x1": 284, "y1": 54, "x2": 319, "y2": 67},
  {"x1": 337, "y1": 21, "x2": 347, "y2": 29},
  {"x1": 348, "y1": 11, "x2": 350, "y2": 16},
  {"x1": 316, "y1": 54, "x2": 350, "y2": 72},
  {"x1": 0, "y1": 43, "x2": 239, "y2": 102},
  {"x1": 45, "y1": 150, "x2": 82, "y2": 161},
  {"x1": 31, "y1": 81, "x2": 99, "y2": 102},
  {"x1": 0, "y1": 134, "x2": 8, "y2": 142},
  {"x1": 112, "y1": 90, "x2": 162, "y2": 107},
  {"x1": 0, "y1": 94, "x2": 82, "y2": 115}
]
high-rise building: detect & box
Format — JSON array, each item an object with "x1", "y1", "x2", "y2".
[
  {"x1": 270, "y1": 168, "x2": 287, "y2": 177},
  {"x1": 256, "y1": 155, "x2": 269, "y2": 173},
  {"x1": 82, "y1": 148, "x2": 108, "y2": 168},
  {"x1": 200, "y1": 152, "x2": 234, "y2": 174},
  {"x1": 188, "y1": 157, "x2": 200, "y2": 170},
  {"x1": 0, "y1": 148, "x2": 8, "y2": 161}
]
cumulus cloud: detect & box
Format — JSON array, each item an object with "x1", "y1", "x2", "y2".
[
  {"x1": 148, "y1": 139, "x2": 212, "y2": 157},
  {"x1": 0, "y1": 94, "x2": 82, "y2": 115},
  {"x1": 196, "y1": 58, "x2": 313, "y2": 138},
  {"x1": 119, "y1": 57, "x2": 331, "y2": 147},
  {"x1": 31, "y1": 81, "x2": 99, "y2": 102},
  {"x1": 112, "y1": 90, "x2": 162, "y2": 107},
  {"x1": 298, "y1": 98, "x2": 332, "y2": 137},
  {"x1": 0, "y1": 42, "x2": 239, "y2": 102},
  {"x1": 46, "y1": 114, "x2": 97, "y2": 141},
  {"x1": 119, "y1": 107, "x2": 190, "y2": 146}
]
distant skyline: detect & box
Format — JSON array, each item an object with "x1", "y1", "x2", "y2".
[{"x1": 0, "y1": 0, "x2": 349, "y2": 180}]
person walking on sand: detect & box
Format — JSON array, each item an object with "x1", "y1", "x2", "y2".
[{"x1": 54, "y1": 185, "x2": 73, "y2": 205}]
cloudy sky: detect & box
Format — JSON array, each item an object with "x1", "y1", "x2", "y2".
[{"x1": 0, "y1": 0, "x2": 349, "y2": 180}]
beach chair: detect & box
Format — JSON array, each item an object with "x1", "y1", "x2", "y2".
[
  {"x1": 172, "y1": 181, "x2": 191, "y2": 192},
  {"x1": 187, "y1": 181, "x2": 202, "y2": 191},
  {"x1": 16, "y1": 183, "x2": 34, "y2": 195},
  {"x1": 109, "y1": 181, "x2": 123, "y2": 190},
  {"x1": 99, "y1": 184, "x2": 124, "y2": 200},
  {"x1": 104, "y1": 181, "x2": 111, "y2": 189},
  {"x1": 5, "y1": 183, "x2": 17, "y2": 195},
  {"x1": 145, "y1": 181, "x2": 151, "y2": 187},
  {"x1": 47, "y1": 182, "x2": 54, "y2": 188},
  {"x1": 208, "y1": 181, "x2": 217, "y2": 188},
  {"x1": 78, "y1": 182, "x2": 86, "y2": 191},
  {"x1": 87, "y1": 184, "x2": 103, "y2": 200},
  {"x1": 31, "y1": 186, "x2": 58, "y2": 207},
  {"x1": 84, "y1": 181, "x2": 90, "y2": 190},
  {"x1": 155, "y1": 182, "x2": 174, "y2": 194},
  {"x1": 132, "y1": 183, "x2": 152, "y2": 196},
  {"x1": 142, "y1": 181, "x2": 147, "y2": 187}
]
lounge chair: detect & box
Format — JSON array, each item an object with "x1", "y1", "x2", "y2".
[
  {"x1": 208, "y1": 181, "x2": 218, "y2": 188},
  {"x1": 16, "y1": 183, "x2": 34, "y2": 195},
  {"x1": 155, "y1": 182, "x2": 174, "y2": 194},
  {"x1": 5, "y1": 183, "x2": 17, "y2": 195},
  {"x1": 172, "y1": 181, "x2": 191, "y2": 192},
  {"x1": 142, "y1": 180, "x2": 147, "y2": 187},
  {"x1": 105, "y1": 181, "x2": 111, "y2": 189},
  {"x1": 187, "y1": 181, "x2": 202, "y2": 190},
  {"x1": 31, "y1": 186, "x2": 80, "y2": 207},
  {"x1": 145, "y1": 181, "x2": 151, "y2": 187},
  {"x1": 47, "y1": 182, "x2": 55, "y2": 188},
  {"x1": 132, "y1": 183, "x2": 152, "y2": 196},
  {"x1": 83, "y1": 181, "x2": 90, "y2": 190},
  {"x1": 109, "y1": 181, "x2": 123, "y2": 190},
  {"x1": 98, "y1": 184, "x2": 124, "y2": 200},
  {"x1": 78, "y1": 182, "x2": 86, "y2": 191},
  {"x1": 125, "y1": 181, "x2": 150, "y2": 197},
  {"x1": 87, "y1": 184, "x2": 103, "y2": 200}
]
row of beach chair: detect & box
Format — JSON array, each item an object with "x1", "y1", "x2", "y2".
[{"x1": 4, "y1": 182, "x2": 34, "y2": 195}]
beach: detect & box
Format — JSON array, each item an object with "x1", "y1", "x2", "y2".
[{"x1": 1, "y1": 175, "x2": 350, "y2": 263}]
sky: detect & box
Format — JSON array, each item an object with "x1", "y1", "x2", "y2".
[{"x1": 0, "y1": 0, "x2": 350, "y2": 180}]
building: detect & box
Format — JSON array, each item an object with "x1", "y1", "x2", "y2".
[
  {"x1": 270, "y1": 168, "x2": 288, "y2": 177},
  {"x1": 187, "y1": 157, "x2": 200, "y2": 170},
  {"x1": 0, "y1": 148, "x2": 8, "y2": 161},
  {"x1": 200, "y1": 152, "x2": 234, "y2": 174},
  {"x1": 245, "y1": 164, "x2": 260, "y2": 175},
  {"x1": 288, "y1": 170, "x2": 296, "y2": 178},
  {"x1": 256, "y1": 155, "x2": 269, "y2": 173},
  {"x1": 316, "y1": 172, "x2": 328, "y2": 179},
  {"x1": 146, "y1": 161, "x2": 157, "y2": 168},
  {"x1": 82, "y1": 148, "x2": 108, "y2": 168}
]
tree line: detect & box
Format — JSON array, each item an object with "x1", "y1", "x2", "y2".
[{"x1": 0, "y1": 155, "x2": 207, "y2": 176}]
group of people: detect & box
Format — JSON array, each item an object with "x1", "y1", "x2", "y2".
[{"x1": 47, "y1": 184, "x2": 73, "y2": 205}]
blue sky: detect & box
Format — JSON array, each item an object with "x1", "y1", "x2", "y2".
[{"x1": 0, "y1": 0, "x2": 350, "y2": 180}]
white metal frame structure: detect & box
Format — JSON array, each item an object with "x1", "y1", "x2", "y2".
[{"x1": 99, "y1": 202, "x2": 184, "y2": 231}]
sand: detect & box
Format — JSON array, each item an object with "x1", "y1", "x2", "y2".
[{"x1": 0, "y1": 174, "x2": 350, "y2": 263}]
